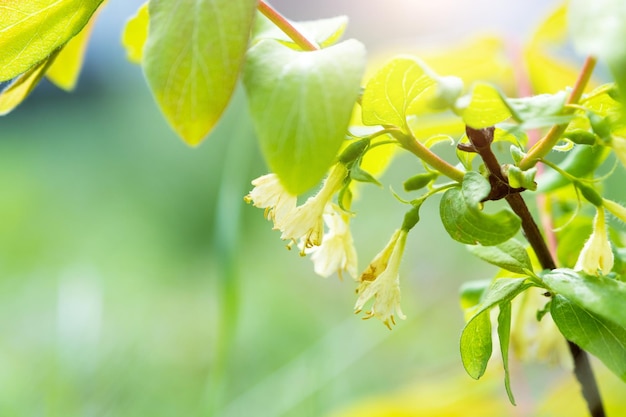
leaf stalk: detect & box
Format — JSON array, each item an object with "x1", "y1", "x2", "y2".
[{"x1": 257, "y1": 1, "x2": 320, "y2": 51}]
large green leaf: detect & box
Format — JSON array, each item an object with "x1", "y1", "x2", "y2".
[
  {"x1": 0, "y1": 0, "x2": 103, "y2": 82},
  {"x1": 460, "y1": 83, "x2": 511, "y2": 129},
  {"x1": 467, "y1": 239, "x2": 532, "y2": 275},
  {"x1": 143, "y1": 0, "x2": 257, "y2": 146},
  {"x1": 460, "y1": 278, "x2": 530, "y2": 379},
  {"x1": 440, "y1": 172, "x2": 521, "y2": 246},
  {"x1": 361, "y1": 57, "x2": 436, "y2": 129},
  {"x1": 542, "y1": 268, "x2": 626, "y2": 329},
  {"x1": 243, "y1": 39, "x2": 366, "y2": 194},
  {"x1": 551, "y1": 295, "x2": 626, "y2": 381}
]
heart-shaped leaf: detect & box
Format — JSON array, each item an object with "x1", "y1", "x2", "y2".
[
  {"x1": 143, "y1": 0, "x2": 257, "y2": 146},
  {"x1": 243, "y1": 39, "x2": 366, "y2": 194}
]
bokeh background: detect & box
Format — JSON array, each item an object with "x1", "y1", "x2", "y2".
[{"x1": 1, "y1": 1, "x2": 625, "y2": 416}]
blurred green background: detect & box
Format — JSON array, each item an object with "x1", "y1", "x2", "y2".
[{"x1": 1, "y1": 1, "x2": 625, "y2": 416}]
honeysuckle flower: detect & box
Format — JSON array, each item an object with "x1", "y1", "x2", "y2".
[
  {"x1": 574, "y1": 206, "x2": 614, "y2": 276},
  {"x1": 510, "y1": 288, "x2": 572, "y2": 369},
  {"x1": 308, "y1": 204, "x2": 358, "y2": 279},
  {"x1": 279, "y1": 164, "x2": 348, "y2": 251},
  {"x1": 602, "y1": 198, "x2": 626, "y2": 223},
  {"x1": 244, "y1": 173, "x2": 297, "y2": 229},
  {"x1": 610, "y1": 136, "x2": 626, "y2": 168},
  {"x1": 355, "y1": 229, "x2": 408, "y2": 329}
]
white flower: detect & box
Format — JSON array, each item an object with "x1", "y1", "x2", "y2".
[
  {"x1": 244, "y1": 174, "x2": 296, "y2": 229},
  {"x1": 279, "y1": 164, "x2": 348, "y2": 250},
  {"x1": 355, "y1": 229, "x2": 408, "y2": 329},
  {"x1": 308, "y1": 204, "x2": 358, "y2": 279},
  {"x1": 510, "y1": 288, "x2": 572, "y2": 369},
  {"x1": 574, "y1": 207, "x2": 614, "y2": 276}
]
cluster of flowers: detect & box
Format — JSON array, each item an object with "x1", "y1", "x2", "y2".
[{"x1": 245, "y1": 163, "x2": 408, "y2": 329}]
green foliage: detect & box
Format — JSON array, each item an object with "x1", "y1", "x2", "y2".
[
  {"x1": 252, "y1": 14, "x2": 348, "y2": 49},
  {"x1": 440, "y1": 172, "x2": 521, "y2": 246},
  {"x1": 0, "y1": 0, "x2": 103, "y2": 82},
  {"x1": 551, "y1": 295, "x2": 626, "y2": 381},
  {"x1": 460, "y1": 278, "x2": 531, "y2": 380},
  {"x1": 243, "y1": 39, "x2": 366, "y2": 194},
  {"x1": 143, "y1": 0, "x2": 257, "y2": 146},
  {"x1": 460, "y1": 83, "x2": 511, "y2": 129},
  {"x1": 467, "y1": 239, "x2": 532, "y2": 275}
]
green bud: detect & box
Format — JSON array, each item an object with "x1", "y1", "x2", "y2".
[
  {"x1": 339, "y1": 139, "x2": 369, "y2": 165},
  {"x1": 564, "y1": 129, "x2": 597, "y2": 145},
  {"x1": 506, "y1": 165, "x2": 537, "y2": 191},
  {"x1": 403, "y1": 172, "x2": 437, "y2": 192},
  {"x1": 510, "y1": 145, "x2": 526, "y2": 165},
  {"x1": 588, "y1": 111, "x2": 612, "y2": 142},
  {"x1": 401, "y1": 203, "x2": 422, "y2": 231},
  {"x1": 575, "y1": 181, "x2": 603, "y2": 207}
]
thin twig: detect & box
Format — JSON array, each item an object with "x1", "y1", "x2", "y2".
[{"x1": 257, "y1": 1, "x2": 319, "y2": 51}]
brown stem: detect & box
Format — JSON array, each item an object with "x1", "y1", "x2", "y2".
[{"x1": 464, "y1": 126, "x2": 605, "y2": 417}]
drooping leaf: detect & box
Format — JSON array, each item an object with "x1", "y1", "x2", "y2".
[
  {"x1": 460, "y1": 312, "x2": 492, "y2": 379},
  {"x1": 440, "y1": 172, "x2": 521, "y2": 246},
  {"x1": 143, "y1": 0, "x2": 257, "y2": 146},
  {"x1": 551, "y1": 295, "x2": 626, "y2": 381},
  {"x1": 121, "y1": 2, "x2": 149, "y2": 64},
  {"x1": 460, "y1": 83, "x2": 511, "y2": 129},
  {"x1": 0, "y1": 51, "x2": 59, "y2": 115},
  {"x1": 0, "y1": 0, "x2": 104, "y2": 82},
  {"x1": 244, "y1": 39, "x2": 366, "y2": 194},
  {"x1": 542, "y1": 268, "x2": 626, "y2": 329},
  {"x1": 460, "y1": 278, "x2": 531, "y2": 379},
  {"x1": 46, "y1": 13, "x2": 99, "y2": 91},
  {"x1": 497, "y1": 302, "x2": 516, "y2": 405},
  {"x1": 467, "y1": 239, "x2": 532, "y2": 275},
  {"x1": 361, "y1": 57, "x2": 437, "y2": 129},
  {"x1": 569, "y1": 0, "x2": 626, "y2": 106},
  {"x1": 252, "y1": 14, "x2": 348, "y2": 49}
]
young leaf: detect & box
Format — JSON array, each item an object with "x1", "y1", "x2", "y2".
[
  {"x1": 252, "y1": 14, "x2": 348, "y2": 49},
  {"x1": 361, "y1": 57, "x2": 436, "y2": 129},
  {"x1": 0, "y1": 51, "x2": 59, "y2": 115},
  {"x1": 460, "y1": 278, "x2": 531, "y2": 379},
  {"x1": 0, "y1": 0, "x2": 104, "y2": 82},
  {"x1": 542, "y1": 268, "x2": 626, "y2": 329},
  {"x1": 497, "y1": 302, "x2": 516, "y2": 405},
  {"x1": 551, "y1": 295, "x2": 626, "y2": 381},
  {"x1": 46, "y1": 16, "x2": 98, "y2": 91},
  {"x1": 460, "y1": 312, "x2": 493, "y2": 379},
  {"x1": 440, "y1": 172, "x2": 521, "y2": 246},
  {"x1": 143, "y1": 0, "x2": 257, "y2": 146},
  {"x1": 121, "y1": 2, "x2": 149, "y2": 64},
  {"x1": 460, "y1": 83, "x2": 511, "y2": 129},
  {"x1": 244, "y1": 39, "x2": 366, "y2": 195},
  {"x1": 467, "y1": 239, "x2": 532, "y2": 275}
]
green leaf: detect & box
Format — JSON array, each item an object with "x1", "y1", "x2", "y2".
[
  {"x1": 569, "y1": 0, "x2": 626, "y2": 107},
  {"x1": 467, "y1": 239, "x2": 532, "y2": 275},
  {"x1": 551, "y1": 295, "x2": 626, "y2": 381},
  {"x1": 361, "y1": 57, "x2": 436, "y2": 129},
  {"x1": 542, "y1": 268, "x2": 626, "y2": 329},
  {"x1": 0, "y1": 52, "x2": 59, "y2": 115},
  {"x1": 460, "y1": 312, "x2": 492, "y2": 379},
  {"x1": 252, "y1": 14, "x2": 348, "y2": 49},
  {"x1": 0, "y1": 0, "x2": 104, "y2": 82},
  {"x1": 505, "y1": 91, "x2": 567, "y2": 122},
  {"x1": 497, "y1": 302, "x2": 516, "y2": 405},
  {"x1": 459, "y1": 279, "x2": 490, "y2": 311},
  {"x1": 460, "y1": 83, "x2": 512, "y2": 129},
  {"x1": 121, "y1": 2, "x2": 149, "y2": 64},
  {"x1": 244, "y1": 39, "x2": 366, "y2": 194},
  {"x1": 143, "y1": 0, "x2": 257, "y2": 146},
  {"x1": 440, "y1": 172, "x2": 521, "y2": 246},
  {"x1": 460, "y1": 278, "x2": 531, "y2": 379}
]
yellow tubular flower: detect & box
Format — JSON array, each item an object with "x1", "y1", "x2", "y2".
[
  {"x1": 574, "y1": 206, "x2": 614, "y2": 276},
  {"x1": 308, "y1": 204, "x2": 358, "y2": 279},
  {"x1": 355, "y1": 229, "x2": 408, "y2": 329},
  {"x1": 244, "y1": 173, "x2": 297, "y2": 229},
  {"x1": 279, "y1": 164, "x2": 348, "y2": 251}
]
